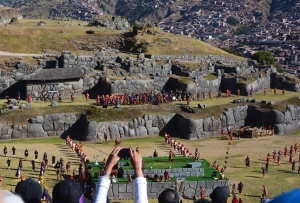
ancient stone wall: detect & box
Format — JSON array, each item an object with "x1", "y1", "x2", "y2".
[
  {"x1": 121, "y1": 168, "x2": 205, "y2": 179},
  {"x1": 107, "y1": 179, "x2": 229, "y2": 200},
  {"x1": 0, "y1": 113, "x2": 81, "y2": 140},
  {"x1": 0, "y1": 51, "x2": 296, "y2": 100},
  {"x1": 246, "y1": 105, "x2": 300, "y2": 134},
  {"x1": 270, "y1": 73, "x2": 300, "y2": 92},
  {"x1": 26, "y1": 79, "x2": 83, "y2": 99},
  {"x1": 150, "y1": 55, "x2": 248, "y2": 66},
  {"x1": 1, "y1": 104, "x2": 299, "y2": 140},
  {"x1": 108, "y1": 76, "x2": 169, "y2": 94}
]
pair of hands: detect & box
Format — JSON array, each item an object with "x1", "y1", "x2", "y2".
[{"x1": 104, "y1": 146, "x2": 143, "y2": 178}]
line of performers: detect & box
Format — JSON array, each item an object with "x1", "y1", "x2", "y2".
[
  {"x1": 66, "y1": 136, "x2": 87, "y2": 163},
  {"x1": 164, "y1": 133, "x2": 201, "y2": 162}
]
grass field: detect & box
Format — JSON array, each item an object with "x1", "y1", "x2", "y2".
[
  {"x1": 0, "y1": 90, "x2": 299, "y2": 202},
  {"x1": 0, "y1": 134, "x2": 299, "y2": 203}
]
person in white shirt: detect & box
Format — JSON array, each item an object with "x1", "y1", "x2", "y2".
[{"x1": 93, "y1": 146, "x2": 148, "y2": 203}]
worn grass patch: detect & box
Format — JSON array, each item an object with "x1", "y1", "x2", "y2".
[
  {"x1": 0, "y1": 19, "x2": 123, "y2": 54},
  {"x1": 203, "y1": 73, "x2": 217, "y2": 81},
  {"x1": 135, "y1": 28, "x2": 234, "y2": 56}
]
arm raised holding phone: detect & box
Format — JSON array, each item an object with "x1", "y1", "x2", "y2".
[{"x1": 93, "y1": 146, "x2": 148, "y2": 203}]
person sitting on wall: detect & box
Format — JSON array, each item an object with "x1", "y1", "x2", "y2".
[{"x1": 164, "y1": 170, "x2": 170, "y2": 181}]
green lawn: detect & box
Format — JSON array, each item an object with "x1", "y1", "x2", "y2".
[{"x1": 87, "y1": 156, "x2": 225, "y2": 183}]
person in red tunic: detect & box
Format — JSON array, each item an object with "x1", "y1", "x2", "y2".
[
  {"x1": 221, "y1": 130, "x2": 226, "y2": 139},
  {"x1": 229, "y1": 130, "x2": 233, "y2": 140},
  {"x1": 85, "y1": 92, "x2": 89, "y2": 102},
  {"x1": 273, "y1": 150, "x2": 277, "y2": 160},
  {"x1": 27, "y1": 94, "x2": 31, "y2": 103},
  {"x1": 266, "y1": 153, "x2": 271, "y2": 163},
  {"x1": 284, "y1": 146, "x2": 288, "y2": 157},
  {"x1": 164, "y1": 170, "x2": 170, "y2": 181},
  {"x1": 232, "y1": 195, "x2": 238, "y2": 203},
  {"x1": 200, "y1": 186, "x2": 205, "y2": 198},
  {"x1": 209, "y1": 91, "x2": 212, "y2": 99},
  {"x1": 274, "y1": 87, "x2": 277, "y2": 95}
]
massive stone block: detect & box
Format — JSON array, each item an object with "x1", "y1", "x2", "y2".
[
  {"x1": 12, "y1": 130, "x2": 22, "y2": 139},
  {"x1": 224, "y1": 110, "x2": 235, "y2": 125},
  {"x1": 27, "y1": 124, "x2": 47, "y2": 137},
  {"x1": 86, "y1": 121, "x2": 96, "y2": 141},
  {"x1": 284, "y1": 111, "x2": 292, "y2": 124},
  {"x1": 274, "y1": 124, "x2": 286, "y2": 134},
  {"x1": 272, "y1": 110, "x2": 285, "y2": 124},
  {"x1": 43, "y1": 122, "x2": 54, "y2": 131},
  {"x1": 109, "y1": 124, "x2": 120, "y2": 139}
]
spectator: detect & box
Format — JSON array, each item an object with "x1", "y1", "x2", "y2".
[
  {"x1": 52, "y1": 179, "x2": 90, "y2": 203},
  {"x1": 210, "y1": 186, "x2": 230, "y2": 203},
  {"x1": 93, "y1": 146, "x2": 148, "y2": 203},
  {"x1": 15, "y1": 178, "x2": 42, "y2": 203},
  {"x1": 158, "y1": 189, "x2": 179, "y2": 203}
]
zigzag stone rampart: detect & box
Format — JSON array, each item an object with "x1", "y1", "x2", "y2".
[
  {"x1": 1, "y1": 104, "x2": 300, "y2": 140},
  {"x1": 0, "y1": 51, "x2": 299, "y2": 101}
]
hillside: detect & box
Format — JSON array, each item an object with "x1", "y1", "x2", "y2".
[
  {"x1": 0, "y1": 18, "x2": 230, "y2": 55},
  {"x1": 2, "y1": 0, "x2": 273, "y2": 22}
]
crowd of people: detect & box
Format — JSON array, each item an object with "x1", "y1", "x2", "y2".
[
  {"x1": 92, "y1": 90, "x2": 194, "y2": 106},
  {"x1": 0, "y1": 133, "x2": 298, "y2": 203}
]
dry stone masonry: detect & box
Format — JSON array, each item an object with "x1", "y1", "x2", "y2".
[
  {"x1": 107, "y1": 179, "x2": 229, "y2": 200},
  {"x1": 1, "y1": 104, "x2": 300, "y2": 140},
  {"x1": 1, "y1": 50, "x2": 299, "y2": 100}
]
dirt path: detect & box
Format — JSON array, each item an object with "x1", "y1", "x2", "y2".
[{"x1": 0, "y1": 51, "x2": 44, "y2": 57}]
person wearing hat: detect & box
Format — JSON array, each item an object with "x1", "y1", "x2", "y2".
[
  {"x1": 15, "y1": 178, "x2": 42, "y2": 203},
  {"x1": 210, "y1": 186, "x2": 230, "y2": 203},
  {"x1": 93, "y1": 146, "x2": 148, "y2": 203},
  {"x1": 52, "y1": 179, "x2": 90, "y2": 203}
]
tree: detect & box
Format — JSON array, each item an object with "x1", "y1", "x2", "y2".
[
  {"x1": 226, "y1": 16, "x2": 239, "y2": 26},
  {"x1": 234, "y1": 25, "x2": 251, "y2": 35},
  {"x1": 251, "y1": 51, "x2": 275, "y2": 65}
]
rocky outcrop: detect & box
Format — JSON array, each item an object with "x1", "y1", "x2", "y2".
[
  {"x1": 0, "y1": 8, "x2": 22, "y2": 25},
  {"x1": 88, "y1": 15, "x2": 129, "y2": 31}
]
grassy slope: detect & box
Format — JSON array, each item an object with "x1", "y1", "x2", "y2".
[
  {"x1": 0, "y1": 19, "x2": 122, "y2": 54},
  {"x1": 136, "y1": 28, "x2": 231, "y2": 56},
  {"x1": 0, "y1": 19, "x2": 232, "y2": 56}
]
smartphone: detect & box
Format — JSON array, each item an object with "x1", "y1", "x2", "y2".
[{"x1": 118, "y1": 148, "x2": 130, "y2": 158}]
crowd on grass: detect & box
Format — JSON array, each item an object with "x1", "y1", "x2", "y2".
[
  {"x1": 0, "y1": 138, "x2": 237, "y2": 203},
  {"x1": 0, "y1": 134, "x2": 298, "y2": 203}
]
